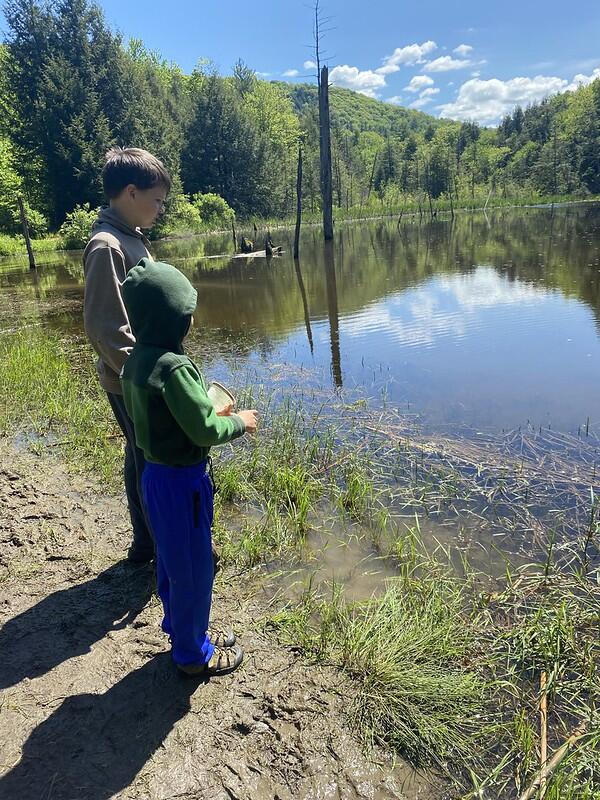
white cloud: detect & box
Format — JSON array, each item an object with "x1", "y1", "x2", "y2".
[
  {"x1": 409, "y1": 96, "x2": 434, "y2": 109},
  {"x1": 304, "y1": 60, "x2": 317, "y2": 70},
  {"x1": 256, "y1": 71, "x2": 271, "y2": 78},
  {"x1": 282, "y1": 69, "x2": 299, "y2": 77},
  {"x1": 404, "y1": 74, "x2": 434, "y2": 92},
  {"x1": 454, "y1": 44, "x2": 473, "y2": 57},
  {"x1": 438, "y1": 75, "x2": 568, "y2": 124},
  {"x1": 566, "y1": 67, "x2": 600, "y2": 91},
  {"x1": 329, "y1": 64, "x2": 387, "y2": 97},
  {"x1": 376, "y1": 41, "x2": 437, "y2": 75},
  {"x1": 421, "y1": 87, "x2": 440, "y2": 97},
  {"x1": 425, "y1": 56, "x2": 473, "y2": 72},
  {"x1": 386, "y1": 96, "x2": 403, "y2": 104},
  {"x1": 471, "y1": 70, "x2": 480, "y2": 78}
]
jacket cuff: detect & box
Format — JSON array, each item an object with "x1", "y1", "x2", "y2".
[{"x1": 230, "y1": 413, "x2": 246, "y2": 437}]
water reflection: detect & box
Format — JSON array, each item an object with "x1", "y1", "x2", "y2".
[
  {"x1": 293, "y1": 258, "x2": 314, "y2": 355},
  {"x1": 2, "y1": 204, "x2": 600, "y2": 432},
  {"x1": 323, "y1": 241, "x2": 342, "y2": 387}
]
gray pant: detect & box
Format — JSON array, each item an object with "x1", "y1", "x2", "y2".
[{"x1": 106, "y1": 392, "x2": 154, "y2": 557}]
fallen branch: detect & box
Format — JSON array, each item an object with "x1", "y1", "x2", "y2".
[
  {"x1": 539, "y1": 671, "x2": 548, "y2": 799},
  {"x1": 517, "y1": 720, "x2": 589, "y2": 800}
]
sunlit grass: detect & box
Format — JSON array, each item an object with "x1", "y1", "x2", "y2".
[
  {"x1": 269, "y1": 541, "x2": 600, "y2": 795},
  {"x1": 0, "y1": 330, "x2": 122, "y2": 485}
]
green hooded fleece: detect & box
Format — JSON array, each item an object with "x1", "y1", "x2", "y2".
[{"x1": 120, "y1": 258, "x2": 245, "y2": 466}]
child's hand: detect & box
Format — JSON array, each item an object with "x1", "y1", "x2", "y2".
[
  {"x1": 237, "y1": 409, "x2": 258, "y2": 434},
  {"x1": 217, "y1": 403, "x2": 234, "y2": 416}
]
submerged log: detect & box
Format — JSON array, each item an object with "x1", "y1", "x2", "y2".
[{"x1": 231, "y1": 248, "x2": 284, "y2": 259}]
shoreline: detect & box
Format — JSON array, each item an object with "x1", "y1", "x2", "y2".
[{"x1": 0, "y1": 196, "x2": 598, "y2": 265}]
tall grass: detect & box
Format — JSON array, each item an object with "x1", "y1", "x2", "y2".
[
  {"x1": 0, "y1": 330, "x2": 121, "y2": 484},
  {"x1": 0, "y1": 234, "x2": 63, "y2": 258},
  {"x1": 270, "y1": 545, "x2": 600, "y2": 796},
  {"x1": 271, "y1": 568, "x2": 485, "y2": 773}
]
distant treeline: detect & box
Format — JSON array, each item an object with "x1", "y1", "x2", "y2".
[{"x1": 0, "y1": 0, "x2": 599, "y2": 238}]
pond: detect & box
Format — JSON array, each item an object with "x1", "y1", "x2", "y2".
[
  {"x1": 2, "y1": 203, "x2": 600, "y2": 580},
  {"x1": 4, "y1": 203, "x2": 599, "y2": 435}
]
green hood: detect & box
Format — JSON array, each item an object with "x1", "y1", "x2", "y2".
[{"x1": 122, "y1": 258, "x2": 197, "y2": 352}]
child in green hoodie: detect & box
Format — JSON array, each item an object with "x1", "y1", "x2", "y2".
[{"x1": 120, "y1": 258, "x2": 258, "y2": 676}]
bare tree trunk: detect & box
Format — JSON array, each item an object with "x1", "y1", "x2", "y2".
[
  {"x1": 552, "y1": 124, "x2": 558, "y2": 198},
  {"x1": 366, "y1": 150, "x2": 378, "y2": 203},
  {"x1": 447, "y1": 142, "x2": 455, "y2": 219},
  {"x1": 17, "y1": 195, "x2": 36, "y2": 270},
  {"x1": 471, "y1": 138, "x2": 477, "y2": 206},
  {"x1": 294, "y1": 146, "x2": 303, "y2": 260},
  {"x1": 319, "y1": 65, "x2": 334, "y2": 240}
]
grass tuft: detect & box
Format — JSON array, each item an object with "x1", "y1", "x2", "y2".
[
  {"x1": 0, "y1": 330, "x2": 121, "y2": 484},
  {"x1": 271, "y1": 570, "x2": 485, "y2": 772}
]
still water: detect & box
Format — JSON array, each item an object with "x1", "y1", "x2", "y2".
[{"x1": 2, "y1": 203, "x2": 600, "y2": 434}]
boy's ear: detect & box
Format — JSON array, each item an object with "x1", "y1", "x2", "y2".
[{"x1": 125, "y1": 184, "x2": 137, "y2": 201}]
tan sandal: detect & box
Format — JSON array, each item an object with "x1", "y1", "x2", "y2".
[
  {"x1": 177, "y1": 644, "x2": 244, "y2": 677},
  {"x1": 209, "y1": 628, "x2": 236, "y2": 648}
]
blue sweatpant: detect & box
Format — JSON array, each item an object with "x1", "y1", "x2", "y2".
[{"x1": 142, "y1": 461, "x2": 215, "y2": 667}]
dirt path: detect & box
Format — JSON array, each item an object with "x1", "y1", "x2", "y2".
[{"x1": 0, "y1": 443, "x2": 440, "y2": 800}]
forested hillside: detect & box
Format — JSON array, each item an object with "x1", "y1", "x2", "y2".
[{"x1": 0, "y1": 0, "x2": 598, "y2": 241}]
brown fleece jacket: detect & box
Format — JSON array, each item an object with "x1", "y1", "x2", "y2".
[{"x1": 83, "y1": 207, "x2": 153, "y2": 394}]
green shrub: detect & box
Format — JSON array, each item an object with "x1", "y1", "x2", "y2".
[
  {"x1": 191, "y1": 192, "x2": 235, "y2": 229},
  {"x1": 151, "y1": 194, "x2": 202, "y2": 239},
  {"x1": 0, "y1": 198, "x2": 48, "y2": 239},
  {"x1": 13, "y1": 203, "x2": 49, "y2": 238},
  {"x1": 58, "y1": 203, "x2": 99, "y2": 250}
]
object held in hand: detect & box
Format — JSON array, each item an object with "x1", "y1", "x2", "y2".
[{"x1": 207, "y1": 381, "x2": 236, "y2": 414}]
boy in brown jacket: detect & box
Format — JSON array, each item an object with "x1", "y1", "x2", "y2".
[{"x1": 83, "y1": 147, "x2": 170, "y2": 562}]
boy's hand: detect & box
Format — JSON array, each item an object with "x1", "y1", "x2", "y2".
[
  {"x1": 237, "y1": 409, "x2": 258, "y2": 434},
  {"x1": 217, "y1": 403, "x2": 234, "y2": 417}
]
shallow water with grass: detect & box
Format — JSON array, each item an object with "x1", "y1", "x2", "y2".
[{"x1": 2, "y1": 204, "x2": 600, "y2": 574}]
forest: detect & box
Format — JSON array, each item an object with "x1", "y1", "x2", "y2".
[{"x1": 0, "y1": 0, "x2": 599, "y2": 243}]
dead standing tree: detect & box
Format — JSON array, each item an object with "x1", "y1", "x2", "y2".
[
  {"x1": 293, "y1": 145, "x2": 302, "y2": 259},
  {"x1": 313, "y1": 1, "x2": 334, "y2": 241},
  {"x1": 319, "y1": 66, "x2": 334, "y2": 240},
  {"x1": 17, "y1": 195, "x2": 36, "y2": 270}
]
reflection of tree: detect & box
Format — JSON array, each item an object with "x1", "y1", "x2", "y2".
[
  {"x1": 323, "y1": 241, "x2": 342, "y2": 387},
  {"x1": 4, "y1": 204, "x2": 600, "y2": 367},
  {"x1": 293, "y1": 258, "x2": 313, "y2": 354}
]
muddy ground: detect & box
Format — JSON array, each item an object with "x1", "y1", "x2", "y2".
[{"x1": 0, "y1": 442, "x2": 441, "y2": 800}]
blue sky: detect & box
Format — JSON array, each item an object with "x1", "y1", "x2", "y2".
[{"x1": 8, "y1": 0, "x2": 600, "y2": 125}]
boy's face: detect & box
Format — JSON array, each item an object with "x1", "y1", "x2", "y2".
[{"x1": 123, "y1": 183, "x2": 168, "y2": 229}]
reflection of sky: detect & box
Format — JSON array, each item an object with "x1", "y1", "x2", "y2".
[
  {"x1": 277, "y1": 266, "x2": 600, "y2": 433},
  {"x1": 340, "y1": 268, "x2": 546, "y2": 349}
]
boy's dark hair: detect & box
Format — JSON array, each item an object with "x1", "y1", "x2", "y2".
[{"x1": 102, "y1": 147, "x2": 172, "y2": 199}]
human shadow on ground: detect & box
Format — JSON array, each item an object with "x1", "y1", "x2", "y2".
[
  {"x1": 0, "y1": 560, "x2": 154, "y2": 690},
  {"x1": 0, "y1": 654, "x2": 201, "y2": 800}
]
